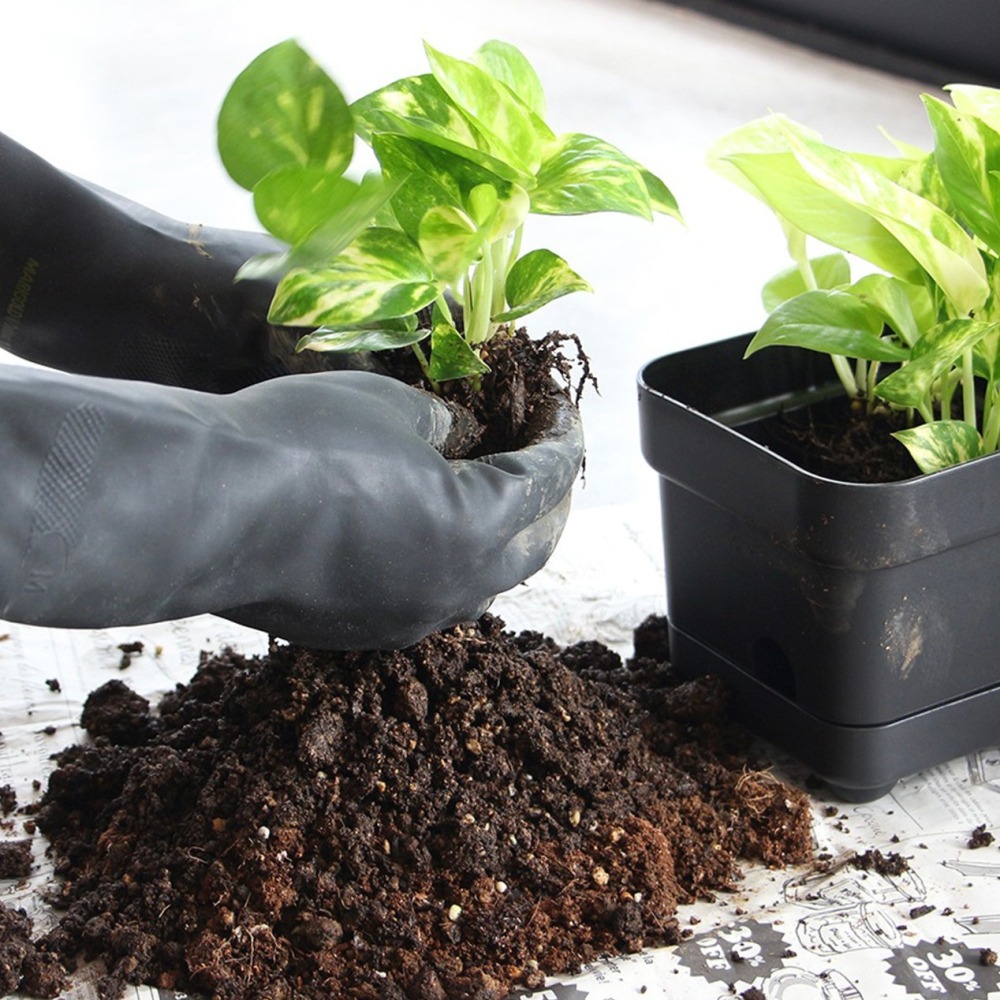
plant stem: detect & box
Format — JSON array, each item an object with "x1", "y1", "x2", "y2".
[
  {"x1": 508, "y1": 224, "x2": 523, "y2": 274},
  {"x1": 867, "y1": 361, "x2": 881, "y2": 401},
  {"x1": 939, "y1": 371, "x2": 957, "y2": 422},
  {"x1": 984, "y1": 388, "x2": 1000, "y2": 452},
  {"x1": 491, "y1": 239, "x2": 508, "y2": 316},
  {"x1": 410, "y1": 341, "x2": 439, "y2": 393},
  {"x1": 854, "y1": 358, "x2": 869, "y2": 407},
  {"x1": 467, "y1": 252, "x2": 495, "y2": 345},
  {"x1": 831, "y1": 355, "x2": 861, "y2": 398},
  {"x1": 962, "y1": 348, "x2": 977, "y2": 428}
]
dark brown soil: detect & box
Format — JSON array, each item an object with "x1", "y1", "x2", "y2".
[
  {"x1": 375, "y1": 326, "x2": 594, "y2": 461},
  {"x1": 968, "y1": 824, "x2": 995, "y2": 849},
  {"x1": 755, "y1": 396, "x2": 920, "y2": 483},
  {"x1": 24, "y1": 615, "x2": 813, "y2": 1000},
  {"x1": 850, "y1": 849, "x2": 912, "y2": 877},
  {"x1": 0, "y1": 902, "x2": 65, "y2": 997},
  {"x1": 0, "y1": 839, "x2": 33, "y2": 879}
]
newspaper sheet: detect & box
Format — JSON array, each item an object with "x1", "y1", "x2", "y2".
[{"x1": 2, "y1": 504, "x2": 999, "y2": 1000}]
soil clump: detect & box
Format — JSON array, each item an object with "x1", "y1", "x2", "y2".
[
  {"x1": 16, "y1": 615, "x2": 814, "y2": 999},
  {"x1": 0, "y1": 901, "x2": 65, "y2": 997}
]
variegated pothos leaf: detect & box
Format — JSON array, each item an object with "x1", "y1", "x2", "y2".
[
  {"x1": 893, "y1": 420, "x2": 983, "y2": 474},
  {"x1": 269, "y1": 228, "x2": 440, "y2": 328}
]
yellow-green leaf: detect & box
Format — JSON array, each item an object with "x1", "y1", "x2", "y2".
[
  {"x1": 472, "y1": 40, "x2": 546, "y2": 118},
  {"x1": 269, "y1": 228, "x2": 440, "y2": 328},
  {"x1": 533, "y1": 133, "x2": 653, "y2": 219},
  {"x1": 424, "y1": 42, "x2": 545, "y2": 176},
  {"x1": 418, "y1": 206, "x2": 483, "y2": 284},
  {"x1": 496, "y1": 249, "x2": 591, "y2": 322},
  {"x1": 893, "y1": 420, "x2": 983, "y2": 473},
  {"x1": 428, "y1": 323, "x2": 490, "y2": 382}
]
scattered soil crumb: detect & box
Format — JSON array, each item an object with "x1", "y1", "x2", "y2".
[
  {"x1": 0, "y1": 838, "x2": 33, "y2": 878},
  {"x1": 44, "y1": 679, "x2": 60, "y2": 694},
  {"x1": 909, "y1": 904, "x2": 935, "y2": 920},
  {"x1": 117, "y1": 641, "x2": 144, "y2": 670},
  {"x1": 0, "y1": 901, "x2": 66, "y2": 997},
  {"x1": 851, "y1": 849, "x2": 911, "y2": 877},
  {"x1": 969, "y1": 824, "x2": 995, "y2": 849},
  {"x1": 26, "y1": 614, "x2": 813, "y2": 1000},
  {"x1": 981, "y1": 948, "x2": 998, "y2": 967},
  {"x1": 0, "y1": 784, "x2": 16, "y2": 816},
  {"x1": 741, "y1": 988, "x2": 768, "y2": 1000}
]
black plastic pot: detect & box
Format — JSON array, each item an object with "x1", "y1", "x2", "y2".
[{"x1": 638, "y1": 333, "x2": 1000, "y2": 801}]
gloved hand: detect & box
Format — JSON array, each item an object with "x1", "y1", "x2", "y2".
[
  {"x1": 0, "y1": 130, "x2": 339, "y2": 391},
  {"x1": 0, "y1": 364, "x2": 582, "y2": 650}
]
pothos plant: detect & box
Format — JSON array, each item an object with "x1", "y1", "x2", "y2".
[
  {"x1": 709, "y1": 84, "x2": 1000, "y2": 474},
  {"x1": 217, "y1": 38, "x2": 678, "y2": 388}
]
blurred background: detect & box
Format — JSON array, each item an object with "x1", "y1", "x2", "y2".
[{"x1": 0, "y1": 0, "x2": 970, "y2": 511}]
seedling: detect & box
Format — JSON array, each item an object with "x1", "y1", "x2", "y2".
[
  {"x1": 218, "y1": 39, "x2": 679, "y2": 387},
  {"x1": 710, "y1": 85, "x2": 1000, "y2": 473}
]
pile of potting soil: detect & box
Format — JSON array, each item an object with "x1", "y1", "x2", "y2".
[{"x1": 23, "y1": 615, "x2": 812, "y2": 999}]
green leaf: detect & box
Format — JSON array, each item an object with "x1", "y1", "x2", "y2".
[
  {"x1": 747, "y1": 289, "x2": 909, "y2": 361},
  {"x1": 875, "y1": 319, "x2": 999, "y2": 408},
  {"x1": 717, "y1": 148, "x2": 922, "y2": 282},
  {"x1": 975, "y1": 324, "x2": 1000, "y2": 382},
  {"x1": 268, "y1": 227, "x2": 440, "y2": 327},
  {"x1": 372, "y1": 133, "x2": 525, "y2": 239},
  {"x1": 923, "y1": 94, "x2": 1000, "y2": 253},
  {"x1": 427, "y1": 323, "x2": 491, "y2": 382},
  {"x1": 471, "y1": 183, "x2": 530, "y2": 241},
  {"x1": 353, "y1": 74, "x2": 527, "y2": 183},
  {"x1": 782, "y1": 126, "x2": 989, "y2": 316},
  {"x1": 414, "y1": 183, "x2": 530, "y2": 286},
  {"x1": 472, "y1": 40, "x2": 546, "y2": 118},
  {"x1": 708, "y1": 113, "x2": 823, "y2": 195},
  {"x1": 893, "y1": 420, "x2": 982, "y2": 473},
  {"x1": 418, "y1": 205, "x2": 483, "y2": 284},
  {"x1": 424, "y1": 42, "x2": 546, "y2": 176},
  {"x1": 372, "y1": 133, "x2": 468, "y2": 238},
  {"x1": 641, "y1": 168, "x2": 683, "y2": 221},
  {"x1": 296, "y1": 317, "x2": 425, "y2": 353},
  {"x1": 252, "y1": 168, "x2": 360, "y2": 245},
  {"x1": 532, "y1": 133, "x2": 653, "y2": 218},
  {"x1": 761, "y1": 253, "x2": 851, "y2": 311},
  {"x1": 238, "y1": 172, "x2": 403, "y2": 281},
  {"x1": 948, "y1": 85, "x2": 1000, "y2": 133},
  {"x1": 894, "y1": 152, "x2": 953, "y2": 214},
  {"x1": 711, "y1": 112, "x2": 988, "y2": 305},
  {"x1": 496, "y1": 249, "x2": 591, "y2": 322},
  {"x1": 848, "y1": 273, "x2": 929, "y2": 347},
  {"x1": 217, "y1": 39, "x2": 354, "y2": 191}
]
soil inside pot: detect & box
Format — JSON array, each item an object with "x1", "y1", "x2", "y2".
[
  {"x1": 25, "y1": 615, "x2": 813, "y2": 1000},
  {"x1": 742, "y1": 395, "x2": 920, "y2": 483}
]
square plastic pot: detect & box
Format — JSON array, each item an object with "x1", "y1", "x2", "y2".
[{"x1": 638, "y1": 333, "x2": 1000, "y2": 801}]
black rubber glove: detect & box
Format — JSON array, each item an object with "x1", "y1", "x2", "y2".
[
  {"x1": 0, "y1": 130, "x2": 332, "y2": 392},
  {"x1": 0, "y1": 365, "x2": 582, "y2": 650}
]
